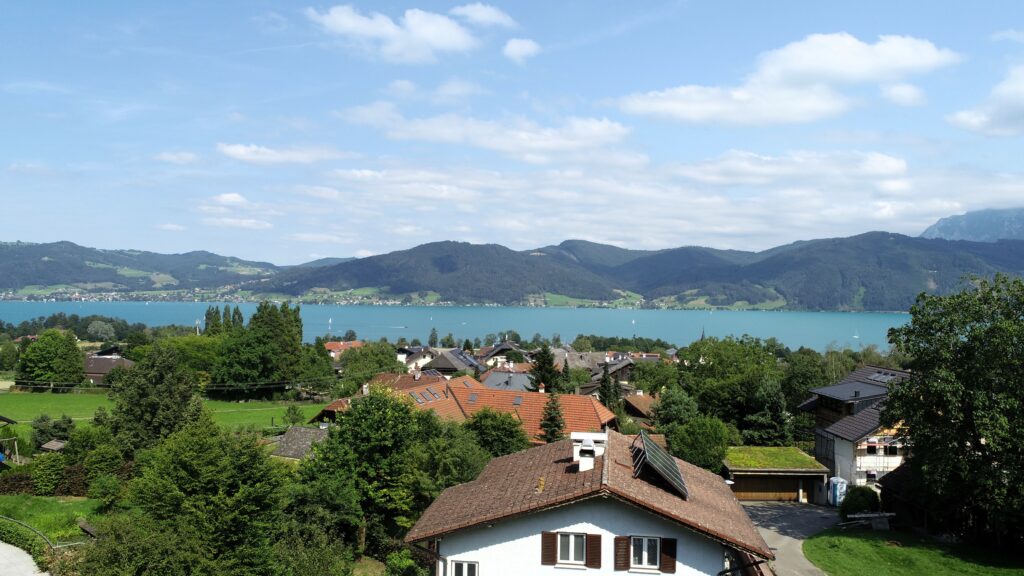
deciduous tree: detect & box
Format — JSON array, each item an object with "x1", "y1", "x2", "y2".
[{"x1": 16, "y1": 329, "x2": 84, "y2": 385}]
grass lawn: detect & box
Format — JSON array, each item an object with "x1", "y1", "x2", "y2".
[
  {"x1": 0, "y1": 495, "x2": 100, "y2": 542},
  {"x1": 0, "y1": 392, "x2": 326, "y2": 432},
  {"x1": 804, "y1": 527, "x2": 1024, "y2": 576},
  {"x1": 724, "y1": 446, "x2": 826, "y2": 470}
]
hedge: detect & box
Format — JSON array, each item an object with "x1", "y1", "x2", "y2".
[{"x1": 0, "y1": 520, "x2": 49, "y2": 568}]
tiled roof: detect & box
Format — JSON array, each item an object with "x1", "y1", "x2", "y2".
[
  {"x1": 481, "y1": 372, "x2": 533, "y2": 392},
  {"x1": 324, "y1": 341, "x2": 365, "y2": 352},
  {"x1": 311, "y1": 375, "x2": 485, "y2": 422},
  {"x1": 824, "y1": 405, "x2": 885, "y2": 442},
  {"x1": 623, "y1": 394, "x2": 656, "y2": 417},
  {"x1": 809, "y1": 365, "x2": 910, "y2": 402},
  {"x1": 84, "y1": 355, "x2": 134, "y2": 375},
  {"x1": 445, "y1": 388, "x2": 616, "y2": 444},
  {"x1": 369, "y1": 372, "x2": 447, "y2": 391},
  {"x1": 272, "y1": 426, "x2": 328, "y2": 460},
  {"x1": 406, "y1": 430, "x2": 772, "y2": 560}
]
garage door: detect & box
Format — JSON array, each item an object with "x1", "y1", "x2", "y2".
[{"x1": 731, "y1": 476, "x2": 800, "y2": 501}]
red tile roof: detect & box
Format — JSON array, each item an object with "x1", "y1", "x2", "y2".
[
  {"x1": 368, "y1": 372, "x2": 447, "y2": 391},
  {"x1": 623, "y1": 394, "x2": 656, "y2": 418},
  {"x1": 443, "y1": 388, "x2": 616, "y2": 444},
  {"x1": 324, "y1": 340, "x2": 365, "y2": 353},
  {"x1": 405, "y1": 430, "x2": 773, "y2": 560}
]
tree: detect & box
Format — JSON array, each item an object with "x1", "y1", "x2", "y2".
[
  {"x1": 284, "y1": 405, "x2": 305, "y2": 426},
  {"x1": 212, "y1": 301, "x2": 305, "y2": 395},
  {"x1": 652, "y1": 387, "x2": 698, "y2": 431},
  {"x1": 539, "y1": 393, "x2": 565, "y2": 443},
  {"x1": 231, "y1": 306, "x2": 245, "y2": 329},
  {"x1": 16, "y1": 329, "x2": 84, "y2": 385},
  {"x1": 464, "y1": 408, "x2": 530, "y2": 456},
  {"x1": 87, "y1": 320, "x2": 116, "y2": 342},
  {"x1": 428, "y1": 328, "x2": 439, "y2": 347},
  {"x1": 527, "y1": 345, "x2": 560, "y2": 392},
  {"x1": 203, "y1": 306, "x2": 222, "y2": 336},
  {"x1": 741, "y1": 379, "x2": 792, "y2": 446},
  {"x1": 385, "y1": 549, "x2": 427, "y2": 576},
  {"x1": 126, "y1": 414, "x2": 288, "y2": 575},
  {"x1": 462, "y1": 339, "x2": 473, "y2": 352},
  {"x1": 0, "y1": 336, "x2": 18, "y2": 370},
  {"x1": 598, "y1": 364, "x2": 621, "y2": 410},
  {"x1": 342, "y1": 329, "x2": 357, "y2": 342},
  {"x1": 30, "y1": 413, "x2": 75, "y2": 448},
  {"x1": 107, "y1": 341, "x2": 203, "y2": 452},
  {"x1": 336, "y1": 341, "x2": 407, "y2": 396},
  {"x1": 883, "y1": 275, "x2": 1024, "y2": 546},
  {"x1": 440, "y1": 333, "x2": 456, "y2": 348},
  {"x1": 631, "y1": 360, "x2": 679, "y2": 395},
  {"x1": 665, "y1": 415, "x2": 731, "y2": 472}
]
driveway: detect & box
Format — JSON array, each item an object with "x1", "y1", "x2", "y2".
[
  {"x1": 742, "y1": 502, "x2": 837, "y2": 576},
  {"x1": 0, "y1": 541, "x2": 47, "y2": 576}
]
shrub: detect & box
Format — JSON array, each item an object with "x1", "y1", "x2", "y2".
[
  {"x1": 0, "y1": 521, "x2": 48, "y2": 568},
  {"x1": 840, "y1": 485, "x2": 880, "y2": 520},
  {"x1": 31, "y1": 452, "x2": 66, "y2": 496},
  {"x1": 84, "y1": 443, "x2": 123, "y2": 482},
  {"x1": 0, "y1": 469, "x2": 34, "y2": 494},
  {"x1": 385, "y1": 549, "x2": 428, "y2": 576},
  {"x1": 88, "y1": 473, "x2": 122, "y2": 512},
  {"x1": 55, "y1": 463, "x2": 88, "y2": 497}
]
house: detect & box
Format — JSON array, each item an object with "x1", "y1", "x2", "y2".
[
  {"x1": 477, "y1": 341, "x2": 530, "y2": 366},
  {"x1": 722, "y1": 446, "x2": 828, "y2": 503},
  {"x1": 369, "y1": 371, "x2": 448, "y2": 391},
  {"x1": 397, "y1": 346, "x2": 436, "y2": 372},
  {"x1": 308, "y1": 374, "x2": 483, "y2": 423},
  {"x1": 84, "y1": 353, "x2": 134, "y2": 385},
  {"x1": 271, "y1": 426, "x2": 328, "y2": 461},
  {"x1": 406, "y1": 430, "x2": 773, "y2": 576},
  {"x1": 425, "y1": 349, "x2": 487, "y2": 375},
  {"x1": 801, "y1": 365, "x2": 910, "y2": 486},
  {"x1": 324, "y1": 340, "x2": 365, "y2": 360},
  {"x1": 623, "y1": 394, "x2": 656, "y2": 428},
  {"x1": 481, "y1": 371, "x2": 533, "y2": 392}
]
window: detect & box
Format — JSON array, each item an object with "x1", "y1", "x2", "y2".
[
  {"x1": 558, "y1": 532, "x2": 586, "y2": 564},
  {"x1": 885, "y1": 445, "x2": 899, "y2": 456},
  {"x1": 866, "y1": 445, "x2": 877, "y2": 455},
  {"x1": 631, "y1": 536, "x2": 660, "y2": 569},
  {"x1": 451, "y1": 561, "x2": 478, "y2": 576}
]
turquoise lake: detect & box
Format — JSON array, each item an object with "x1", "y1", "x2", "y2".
[{"x1": 0, "y1": 301, "x2": 909, "y2": 352}]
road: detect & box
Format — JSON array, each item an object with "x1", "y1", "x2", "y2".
[
  {"x1": 0, "y1": 541, "x2": 47, "y2": 576},
  {"x1": 743, "y1": 502, "x2": 838, "y2": 576}
]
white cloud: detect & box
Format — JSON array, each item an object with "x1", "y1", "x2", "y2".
[
  {"x1": 156, "y1": 223, "x2": 186, "y2": 231},
  {"x1": 295, "y1": 185, "x2": 342, "y2": 200},
  {"x1": 290, "y1": 232, "x2": 353, "y2": 243},
  {"x1": 881, "y1": 83, "x2": 925, "y2": 106},
  {"x1": 203, "y1": 217, "x2": 273, "y2": 230},
  {"x1": 386, "y1": 79, "x2": 418, "y2": 97},
  {"x1": 503, "y1": 38, "x2": 540, "y2": 64},
  {"x1": 305, "y1": 5, "x2": 477, "y2": 63},
  {"x1": 433, "y1": 79, "x2": 486, "y2": 102},
  {"x1": 992, "y1": 29, "x2": 1024, "y2": 43},
  {"x1": 344, "y1": 102, "x2": 629, "y2": 163},
  {"x1": 948, "y1": 66, "x2": 1024, "y2": 136},
  {"x1": 674, "y1": 150, "x2": 907, "y2": 186},
  {"x1": 211, "y1": 192, "x2": 249, "y2": 206},
  {"x1": 450, "y1": 3, "x2": 516, "y2": 28},
  {"x1": 620, "y1": 33, "x2": 959, "y2": 125},
  {"x1": 154, "y1": 151, "x2": 199, "y2": 165},
  {"x1": 216, "y1": 143, "x2": 351, "y2": 164}
]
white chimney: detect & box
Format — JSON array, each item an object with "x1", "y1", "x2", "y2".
[
  {"x1": 361, "y1": 383, "x2": 369, "y2": 396},
  {"x1": 538, "y1": 382, "x2": 545, "y2": 393},
  {"x1": 578, "y1": 439, "x2": 596, "y2": 472},
  {"x1": 571, "y1": 432, "x2": 607, "y2": 472}
]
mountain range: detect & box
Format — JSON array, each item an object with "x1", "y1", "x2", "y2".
[
  {"x1": 920, "y1": 207, "x2": 1024, "y2": 242},
  {"x1": 3, "y1": 230, "x2": 1024, "y2": 311}
]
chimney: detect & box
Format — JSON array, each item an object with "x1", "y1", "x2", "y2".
[
  {"x1": 577, "y1": 439, "x2": 596, "y2": 472},
  {"x1": 361, "y1": 383, "x2": 369, "y2": 396},
  {"x1": 538, "y1": 382, "x2": 545, "y2": 393},
  {"x1": 853, "y1": 390, "x2": 860, "y2": 398},
  {"x1": 414, "y1": 371, "x2": 421, "y2": 381}
]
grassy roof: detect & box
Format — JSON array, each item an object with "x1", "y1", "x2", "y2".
[{"x1": 724, "y1": 446, "x2": 827, "y2": 470}]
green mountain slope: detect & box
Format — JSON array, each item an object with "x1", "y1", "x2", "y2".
[{"x1": 0, "y1": 241, "x2": 279, "y2": 292}]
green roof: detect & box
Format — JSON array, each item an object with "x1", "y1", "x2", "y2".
[{"x1": 724, "y1": 446, "x2": 827, "y2": 471}]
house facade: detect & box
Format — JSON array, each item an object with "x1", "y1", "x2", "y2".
[{"x1": 407, "y1": 431, "x2": 772, "y2": 576}]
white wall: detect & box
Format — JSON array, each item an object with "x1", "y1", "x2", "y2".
[
  {"x1": 833, "y1": 439, "x2": 855, "y2": 485},
  {"x1": 436, "y1": 496, "x2": 727, "y2": 576}
]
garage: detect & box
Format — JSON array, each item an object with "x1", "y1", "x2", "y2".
[{"x1": 723, "y1": 446, "x2": 829, "y2": 503}]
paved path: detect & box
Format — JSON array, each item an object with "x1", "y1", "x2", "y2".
[
  {"x1": 0, "y1": 541, "x2": 47, "y2": 576},
  {"x1": 743, "y1": 502, "x2": 838, "y2": 576}
]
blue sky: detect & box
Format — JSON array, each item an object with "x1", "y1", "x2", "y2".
[{"x1": 2, "y1": 1, "x2": 1024, "y2": 264}]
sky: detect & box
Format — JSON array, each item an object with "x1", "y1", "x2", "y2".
[{"x1": 2, "y1": 1, "x2": 1024, "y2": 265}]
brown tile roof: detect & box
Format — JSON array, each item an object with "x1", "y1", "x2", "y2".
[
  {"x1": 324, "y1": 341, "x2": 365, "y2": 353},
  {"x1": 406, "y1": 430, "x2": 772, "y2": 560},
  {"x1": 444, "y1": 388, "x2": 616, "y2": 444},
  {"x1": 623, "y1": 394, "x2": 656, "y2": 418},
  {"x1": 84, "y1": 355, "x2": 134, "y2": 376},
  {"x1": 310, "y1": 375, "x2": 484, "y2": 423},
  {"x1": 369, "y1": 372, "x2": 447, "y2": 391}
]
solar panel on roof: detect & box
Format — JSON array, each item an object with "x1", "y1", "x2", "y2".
[
  {"x1": 409, "y1": 392, "x2": 424, "y2": 404},
  {"x1": 632, "y1": 430, "x2": 688, "y2": 499}
]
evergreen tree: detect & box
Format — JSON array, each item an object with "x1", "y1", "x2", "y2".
[
  {"x1": 527, "y1": 345, "x2": 560, "y2": 392},
  {"x1": 232, "y1": 306, "x2": 245, "y2": 329},
  {"x1": 540, "y1": 393, "x2": 565, "y2": 443},
  {"x1": 428, "y1": 328, "x2": 438, "y2": 348},
  {"x1": 440, "y1": 333, "x2": 456, "y2": 348},
  {"x1": 204, "y1": 306, "x2": 222, "y2": 336},
  {"x1": 342, "y1": 329, "x2": 357, "y2": 342},
  {"x1": 462, "y1": 339, "x2": 473, "y2": 352},
  {"x1": 598, "y1": 364, "x2": 621, "y2": 410},
  {"x1": 222, "y1": 305, "x2": 233, "y2": 332},
  {"x1": 741, "y1": 379, "x2": 793, "y2": 446}
]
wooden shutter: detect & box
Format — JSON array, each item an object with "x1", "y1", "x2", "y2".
[
  {"x1": 541, "y1": 532, "x2": 557, "y2": 565},
  {"x1": 585, "y1": 534, "x2": 602, "y2": 568},
  {"x1": 613, "y1": 536, "x2": 629, "y2": 571},
  {"x1": 659, "y1": 538, "x2": 677, "y2": 573}
]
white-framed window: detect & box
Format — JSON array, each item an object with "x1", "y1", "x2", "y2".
[
  {"x1": 631, "y1": 536, "x2": 660, "y2": 569},
  {"x1": 451, "y1": 560, "x2": 478, "y2": 576},
  {"x1": 558, "y1": 532, "x2": 586, "y2": 564}
]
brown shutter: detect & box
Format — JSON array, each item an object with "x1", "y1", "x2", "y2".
[
  {"x1": 585, "y1": 533, "x2": 602, "y2": 568},
  {"x1": 614, "y1": 536, "x2": 630, "y2": 571},
  {"x1": 541, "y1": 532, "x2": 557, "y2": 565},
  {"x1": 659, "y1": 538, "x2": 677, "y2": 573}
]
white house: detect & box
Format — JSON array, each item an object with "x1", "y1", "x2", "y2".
[
  {"x1": 816, "y1": 405, "x2": 905, "y2": 486},
  {"x1": 406, "y1": 430, "x2": 773, "y2": 576}
]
